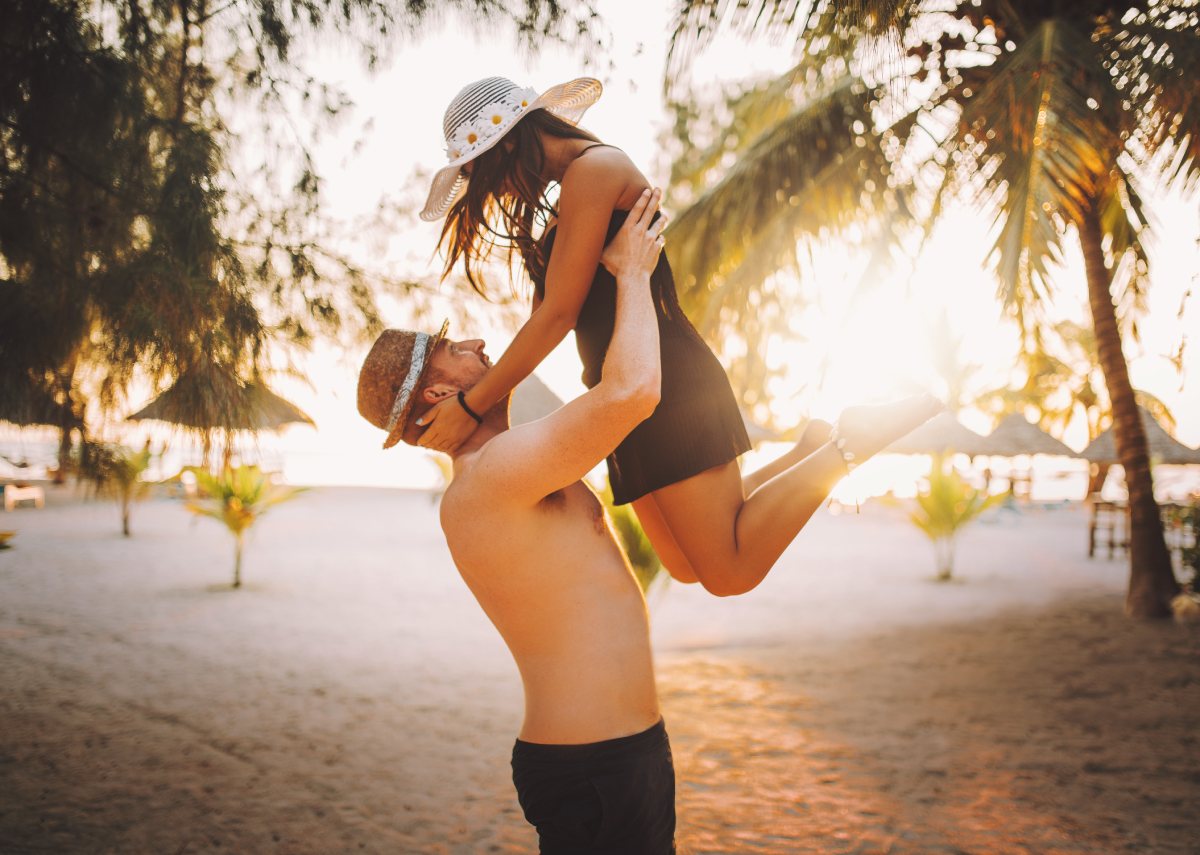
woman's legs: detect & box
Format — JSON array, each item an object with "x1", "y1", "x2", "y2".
[
  {"x1": 740, "y1": 418, "x2": 833, "y2": 495},
  {"x1": 631, "y1": 419, "x2": 834, "y2": 585},
  {"x1": 630, "y1": 494, "x2": 698, "y2": 583},
  {"x1": 640, "y1": 395, "x2": 940, "y2": 597}
]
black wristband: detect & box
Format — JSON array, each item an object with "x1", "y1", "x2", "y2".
[{"x1": 456, "y1": 390, "x2": 484, "y2": 425}]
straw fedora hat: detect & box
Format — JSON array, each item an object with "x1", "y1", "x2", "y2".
[
  {"x1": 419, "y1": 75, "x2": 602, "y2": 222},
  {"x1": 357, "y1": 321, "x2": 449, "y2": 449}
]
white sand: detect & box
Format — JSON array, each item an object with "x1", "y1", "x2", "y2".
[{"x1": 1, "y1": 486, "x2": 1197, "y2": 853}]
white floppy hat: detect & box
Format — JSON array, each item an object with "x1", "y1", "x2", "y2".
[{"x1": 419, "y1": 75, "x2": 602, "y2": 222}]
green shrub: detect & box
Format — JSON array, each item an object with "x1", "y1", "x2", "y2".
[
  {"x1": 598, "y1": 480, "x2": 664, "y2": 595},
  {"x1": 906, "y1": 454, "x2": 1004, "y2": 582},
  {"x1": 185, "y1": 465, "x2": 305, "y2": 589},
  {"x1": 78, "y1": 442, "x2": 155, "y2": 536}
]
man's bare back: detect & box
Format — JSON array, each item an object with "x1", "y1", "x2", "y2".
[{"x1": 441, "y1": 460, "x2": 659, "y2": 744}]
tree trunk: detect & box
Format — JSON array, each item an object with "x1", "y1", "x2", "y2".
[
  {"x1": 122, "y1": 497, "x2": 131, "y2": 537},
  {"x1": 1079, "y1": 203, "x2": 1178, "y2": 617},
  {"x1": 934, "y1": 537, "x2": 955, "y2": 582},
  {"x1": 233, "y1": 534, "x2": 243, "y2": 589},
  {"x1": 55, "y1": 425, "x2": 72, "y2": 485}
]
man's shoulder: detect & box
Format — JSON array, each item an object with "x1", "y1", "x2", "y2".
[{"x1": 441, "y1": 432, "x2": 528, "y2": 511}]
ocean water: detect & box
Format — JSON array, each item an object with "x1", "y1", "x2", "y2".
[{"x1": 5, "y1": 434, "x2": 1198, "y2": 502}]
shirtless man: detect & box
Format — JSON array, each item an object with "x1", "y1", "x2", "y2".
[
  {"x1": 357, "y1": 190, "x2": 675, "y2": 853},
  {"x1": 357, "y1": 190, "x2": 937, "y2": 852}
]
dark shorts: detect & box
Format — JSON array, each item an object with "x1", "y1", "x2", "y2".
[{"x1": 511, "y1": 719, "x2": 676, "y2": 855}]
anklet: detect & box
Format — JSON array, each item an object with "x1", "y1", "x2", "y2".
[
  {"x1": 830, "y1": 424, "x2": 857, "y2": 474},
  {"x1": 828, "y1": 423, "x2": 861, "y2": 515}
]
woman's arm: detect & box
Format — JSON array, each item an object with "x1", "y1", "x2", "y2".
[{"x1": 416, "y1": 152, "x2": 638, "y2": 452}]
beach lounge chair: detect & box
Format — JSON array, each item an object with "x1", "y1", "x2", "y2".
[{"x1": 3, "y1": 484, "x2": 45, "y2": 511}]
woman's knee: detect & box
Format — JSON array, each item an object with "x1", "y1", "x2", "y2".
[{"x1": 661, "y1": 555, "x2": 699, "y2": 584}]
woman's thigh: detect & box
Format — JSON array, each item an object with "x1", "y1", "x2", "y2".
[
  {"x1": 647, "y1": 461, "x2": 745, "y2": 569},
  {"x1": 630, "y1": 494, "x2": 698, "y2": 584}
]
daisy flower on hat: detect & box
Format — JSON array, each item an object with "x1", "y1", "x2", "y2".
[
  {"x1": 421, "y1": 76, "x2": 602, "y2": 222},
  {"x1": 445, "y1": 90, "x2": 538, "y2": 161}
]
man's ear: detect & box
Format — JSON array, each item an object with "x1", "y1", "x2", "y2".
[{"x1": 422, "y1": 383, "x2": 458, "y2": 405}]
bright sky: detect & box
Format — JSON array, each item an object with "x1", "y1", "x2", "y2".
[
  {"x1": 9, "y1": 4, "x2": 1195, "y2": 493},
  {"x1": 264, "y1": 4, "x2": 1200, "y2": 489}
]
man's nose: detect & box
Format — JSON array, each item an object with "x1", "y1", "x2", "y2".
[{"x1": 463, "y1": 339, "x2": 485, "y2": 354}]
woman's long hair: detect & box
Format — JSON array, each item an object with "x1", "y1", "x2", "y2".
[{"x1": 439, "y1": 109, "x2": 599, "y2": 296}]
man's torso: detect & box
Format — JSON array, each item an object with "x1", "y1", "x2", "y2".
[{"x1": 441, "y1": 462, "x2": 659, "y2": 744}]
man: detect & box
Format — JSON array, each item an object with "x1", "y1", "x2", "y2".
[{"x1": 357, "y1": 189, "x2": 675, "y2": 854}]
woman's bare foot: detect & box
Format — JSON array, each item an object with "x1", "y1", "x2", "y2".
[
  {"x1": 796, "y1": 418, "x2": 833, "y2": 456},
  {"x1": 833, "y1": 394, "x2": 943, "y2": 470}
]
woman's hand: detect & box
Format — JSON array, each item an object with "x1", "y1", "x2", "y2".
[
  {"x1": 415, "y1": 396, "x2": 479, "y2": 453},
  {"x1": 599, "y1": 188, "x2": 666, "y2": 282}
]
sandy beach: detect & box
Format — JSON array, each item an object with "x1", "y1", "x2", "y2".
[{"x1": 1, "y1": 485, "x2": 1197, "y2": 854}]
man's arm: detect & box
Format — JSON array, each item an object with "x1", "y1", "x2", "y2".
[{"x1": 472, "y1": 189, "x2": 665, "y2": 504}]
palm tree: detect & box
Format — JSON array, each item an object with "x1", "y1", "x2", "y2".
[
  {"x1": 926, "y1": 309, "x2": 984, "y2": 413},
  {"x1": 185, "y1": 465, "x2": 305, "y2": 589},
  {"x1": 972, "y1": 319, "x2": 1174, "y2": 495},
  {"x1": 667, "y1": 0, "x2": 1197, "y2": 617},
  {"x1": 79, "y1": 442, "x2": 156, "y2": 536},
  {"x1": 905, "y1": 453, "x2": 1005, "y2": 581}
]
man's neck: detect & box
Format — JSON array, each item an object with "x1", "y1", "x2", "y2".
[{"x1": 448, "y1": 409, "x2": 508, "y2": 464}]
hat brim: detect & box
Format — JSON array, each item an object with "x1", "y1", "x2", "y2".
[
  {"x1": 382, "y1": 319, "x2": 449, "y2": 449},
  {"x1": 419, "y1": 77, "x2": 603, "y2": 222}
]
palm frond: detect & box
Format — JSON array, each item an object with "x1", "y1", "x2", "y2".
[
  {"x1": 666, "y1": 0, "x2": 915, "y2": 92},
  {"x1": 946, "y1": 20, "x2": 1120, "y2": 341},
  {"x1": 668, "y1": 77, "x2": 891, "y2": 314},
  {"x1": 1099, "y1": 3, "x2": 1200, "y2": 189},
  {"x1": 1097, "y1": 163, "x2": 1152, "y2": 342},
  {"x1": 668, "y1": 62, "x2": 814, "y2": 204}
]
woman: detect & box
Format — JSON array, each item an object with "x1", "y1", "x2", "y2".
[{"x1": 416, "y1": 76, "x2": 939, "y2": 595}]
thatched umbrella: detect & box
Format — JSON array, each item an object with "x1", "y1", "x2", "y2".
[
  {"x1": 126, "y1": 364, "x2": 314, "y2": 465},
  {"x1": 977, "y1": 414, "x2": 1076, "y2": 458},
  {"x1": 884, "y1": 411, "x2": 991, "y2": 456},
  {"x1": 0, "y1": 383, "x2": 68, "y2": 429},
  {"x1": 509, "y1": 374, "x2": 564, "y2": 426},
  {"x1": 1080, "y1": 406, "x2": 1200, "y2": 465},
  {"x1": 0, "y1": 375, "x2": 80, "y2": 483}
]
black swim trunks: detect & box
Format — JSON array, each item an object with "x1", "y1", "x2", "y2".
[{"x1": 511, "y1": 719, "x2": 676, "y2": 854}]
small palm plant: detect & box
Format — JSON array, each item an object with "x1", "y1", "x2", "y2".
[
  {"x1": 79, "y1": 442, "x2": 156, "y2": 536},
  {"x1": 185, "y1": 465, "x2": 305, "y2": 589},
  {"x1": 907, "y1": 454, "x2": 1004, "y2": 582}
]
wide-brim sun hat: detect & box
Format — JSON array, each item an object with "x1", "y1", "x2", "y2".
[
  {"x1": 420, "y1": 75, "x2": 602, "y2": 222},
  {"x1": 357, "y1": 320, "x2": 449, "y2": 449}
]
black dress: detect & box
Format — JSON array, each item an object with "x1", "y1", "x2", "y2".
[{"x1": 535, "y1": 208, "x2": 751, "y2": 505}]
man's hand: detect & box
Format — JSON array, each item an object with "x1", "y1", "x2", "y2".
[
  {"x1": 415, "y1": 395, "x2": 479, "y2": 453},
  {"x1": 599, "y1": 188, "x2": 666, "y2": 282}
]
